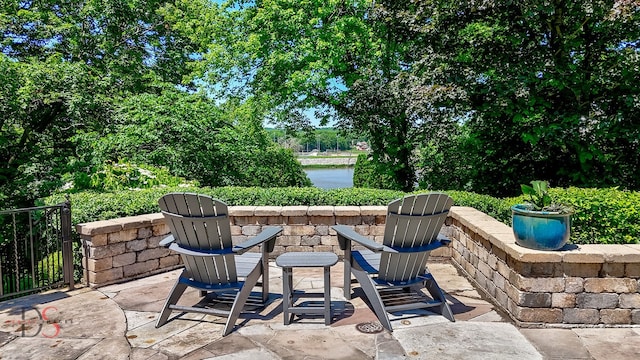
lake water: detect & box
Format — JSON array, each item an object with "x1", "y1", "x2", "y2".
[{"x1": 304, "y1": 168, "x2": 354, "y2": 189}]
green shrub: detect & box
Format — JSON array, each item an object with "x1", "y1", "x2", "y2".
[
  {"x1": 353, "y1": 154, "x2": 403, "y2": 190},
  {"x1": 45, "y1": 186, "x2": 640, "y2": 245}
]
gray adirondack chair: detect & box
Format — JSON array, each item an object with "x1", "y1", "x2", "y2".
[
  {"x1": 333, "y1": 193, "x2": 455, "y2": 331},
  {"x1": 156, "y1": 193, "x2": 282, "y2": 336}
]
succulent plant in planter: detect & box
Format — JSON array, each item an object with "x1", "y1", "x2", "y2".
[{"x1": 512, "y1": 180, "x2": 574, "y2": 250}]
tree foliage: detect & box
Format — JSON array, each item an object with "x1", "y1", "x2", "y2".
[
  {"x1": 199, "y1": 0, "x2": 460, "y2": 191},
  {"x1": 411, "y1": 0, "x2": 640, "y2": 196},
  {"x1": 0, "y1": 0, "x2": 203, "y2": 207}
]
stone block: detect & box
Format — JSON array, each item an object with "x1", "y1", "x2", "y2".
[
  {"x1": 152, "y1": 223, "x2": 170, "y2": 236},
  {"x1": 478, "y1": 261, "x2": 493, "y2": 278},
  {"x1": 496, "y1": 261, "x2": 511, "y2": 280},
  {"x1": 112, "y1": 252, "x2": 136, "y2": 267},
  {"x1": 77, "y1": 220, "x2": 122, "y2": 236},
  {"x1": 147, "y1": 236, "x2": 164, "y2": 249},
  {"x1": 278, "y1": 235, "x2": 302, "y2": 246},
  {"x1": 284, "y1": 245, "x2": 313, "y2": 253},
  {"x1": 511, "y1": 274, "x2": 565, "y2": 293},
  {"x1": 287, "y1": 216, "x2": 309, "y2": 225},
  {"x1": 552, "y1": 293, "x2": 576, "y2": 308},
  {"x1": 229, "y1": 206, "x2": 256, "y2": 217},
  {"x1": 514, "y1": 307, "x2": 563, "y2": 323},
  {"x1": 313, "y1": 245, "x2": 333, "y2": 253},
  {"x1": 234, "y1": 216, "x2": 257, "y2": 226},
  {"x1": 600, "y1": 262, "x2": 625, "y2": 277},
  {"x1": 126, "y1": 239, "x2": 147, "y2": 252},
  {"x1": 565, "y1": 277, "x2": 584, "y2": 293},
  {"x1": 108, "y1": 228, "x2": 138, "y2": 244},
  {"x1": 370, "y1": 225, "x2": 385, "y2": 236},
  {"x1": 309, "y1": 216, "x2": 335, "y2": 225},
  {"x1": 308, "y1": 206, "x2": 334, "y2": 216},
  {"x1": 265, "y1": 216, "x2": 284, "y2": 225},
  {"x1": 89, "y1": 267, "x2": 123, "y2": 287},
  {"x1": 316, "y1": 225, "x2": 330, "y2": 236},
  {"x1": 159, "y1": 255, "x2": 181, "y2": 268},
  {"x1": 632, "y1": 310, "x2": 640, "y2": 324},
  {"x1": 563, "y1": 263, "x2": 601, "y2": 278},
  {"x1": 138, "y1": 248, "x2": 171, "y2": 262},
  {"x1": 354, "y1": 225, "x2": 370, "y2": 236},
  {"x1": 600, "y1": 309, "x2": 631, "y2": 324},
  {"x1": 301, "y1": 235, "x2": 321, "y2": 246},
  {"x1": 360, "y1": 206, "x2": 387, "y2": 216},
  {"x1": 619, "y1": 293, "x2": 640, "y2": 308},
  {"x1": 584, "y1": 278, "x2": 638, "y2": 293},
  {"x1": 284, "y1": 225, "x2": 316, "y2": 236},
  {"x1": 493, "y1": 273, "x2": 506, "y2": 291},
  {"x1": 576, "y1": 293, "x2": 619, "y2": 309},
  {"x1": 486, "y1": 279, "x2": 497, "y2": 297},
  {"x1": 89, "y1": 243, "x2": 126, "y2": 259},
  {"x1": 563, "y1": 308, "x2": 600, "y2": 324},
  {"x1": 86, "y1": 257, "x2": 113, "y2": 272},
  {"x1": 495, "y1": 288, "x2": 509, "y2": 307},
  {"x1": 241, "y1": 225, "x2": 261, "y2": 236},
  {"x1": 320, "y1": 235, "x2": 337, "y2": 246},
  {"x1": 335, "y1": 216, "x2": 362, "y2": 225},
  {"x1": 137, "y1": 227, "x2": 153, "y2": 239},
  {"x1": 519, "y1": 292, "x2": 551, "y2": 308},
  {"x1": 530, "y1": 262, "x2": 559, "y2": 277},
  {"x1": 123, "y1": 259, "x2": 159, "y2": 278},
  {"x1": 89, "y1": 234, "x2": 108, "y2": 247},
  {"x1": 254, "y1": 206, "x2": 282, "y2": 216},
  {"x1": 625, "y1": 263, "x2": 640, "y2": 277},
  {"x1": 281, "y1": 206, "x2": 308, "y2": 216},
  {"x1": 487, "y1": 253, "x2": 498, "y2": 270},
  {"x1": 230, "y1": 225, "x2": 242, "y2": 236},
  {"x1": 334, "y1": 206, "x2": 361, "y2": 216}
]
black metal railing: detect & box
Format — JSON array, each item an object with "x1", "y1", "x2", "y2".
[{"x1": 0, "y1": 201, "x2": 74, "y2": 300}]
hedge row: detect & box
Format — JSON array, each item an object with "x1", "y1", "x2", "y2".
[{"x1": 45, "y1": 186, "x2": 640, "y2": 245}]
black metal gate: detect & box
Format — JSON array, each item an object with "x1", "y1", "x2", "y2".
[{"x1": 0, "y1": 201, "x2": 74, "y2": 300}]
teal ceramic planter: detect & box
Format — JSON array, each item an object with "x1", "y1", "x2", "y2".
[{"x1": 511, "y1": 205, "x2": 572, "y2": 251}]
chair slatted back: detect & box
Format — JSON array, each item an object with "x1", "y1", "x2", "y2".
[
  {"x1": 159, "y1": 193, "x2": 237, "y2": 285},
  {"x1": 379, "y1": 193, "x2": 453, "y2": 283}
]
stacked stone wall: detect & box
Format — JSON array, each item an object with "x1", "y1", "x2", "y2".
[
  {"x1": 76, "y1": 206, "x2": 640, "y2": 326},
  {"x1": 447, "y1": 207, "x2": 640, "y2": 326}
]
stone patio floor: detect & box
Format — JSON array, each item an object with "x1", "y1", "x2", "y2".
[{"x1": 1, "y1": 261, "x2": 639, "y2": 359}]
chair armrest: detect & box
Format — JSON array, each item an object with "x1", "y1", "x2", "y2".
[
  {"x1": 233, "y1": 226, "x2": 282, "y2": 254},
  {"x1": 168, "y1": 243, "x2": 233, "y2": 256},
  {"x1": 159, "y1": 235, "x2": 175, "y2": 248},
  {"x1": 332, "y1": 225, "x2": 392, "y2": 252}
]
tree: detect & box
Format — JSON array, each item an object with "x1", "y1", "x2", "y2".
[
  {"x1": 79, "y1": 88, "x2": 311, "y2": 187},
  {"x1": 0, "y1": 0, "x2": 204, "y2": 207},
  {"x1": 197, "y1": 0, "x2": 458, "y2": 191},
  {"x1": 409, "y1": 0, "x2": 640, "y2": 196}
]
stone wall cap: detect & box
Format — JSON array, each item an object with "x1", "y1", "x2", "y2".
[
  {"x1": 335, "y1": 206, "x2": 361, "y2": 216},
  {"x1": 503, "y1": 242, "x2": 563, "y2": 263},
  {"x1": 149, "y1": 213, "x2": 166, "y2": 224},
  {"x1": 254, "y1": 206, "x2": 283, "y2": 216},
  {"x1": 600, "y1": 244, "x2": 640, "y2": 263},
  {"x1": 229, "y1": 206, "x2": 256, "y2": 216},
  {"x1": 76, "y1": 219, "x2": 122, "y2": 236},
  {"x1": 281, "y1": 206, "x2": 309, "y2": 216},
  {"x1": 562, "y1": 244, "x2": 605, "y2": 263},
  {"x1": 308, "y1": 206, "x2": 335, "y2": 216},
  {"x1": 360, "y1": 206, "x2": 388, "y2": 216}
]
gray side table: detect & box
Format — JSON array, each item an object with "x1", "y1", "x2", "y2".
[{"x1": 276, "y1": 252, "x2": 339, "y2": 325}]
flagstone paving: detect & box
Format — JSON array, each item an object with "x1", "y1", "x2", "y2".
[{"x1": 1, "y1": 261, "x2": 639, "y2": 359}]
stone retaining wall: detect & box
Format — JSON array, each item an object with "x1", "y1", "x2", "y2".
[
  {"x1": 448, "y1": 207, "x2": 640, "y2": 326},
  {"x1": 76, "y1": 206, "x2": 640, "y2": 326}
]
